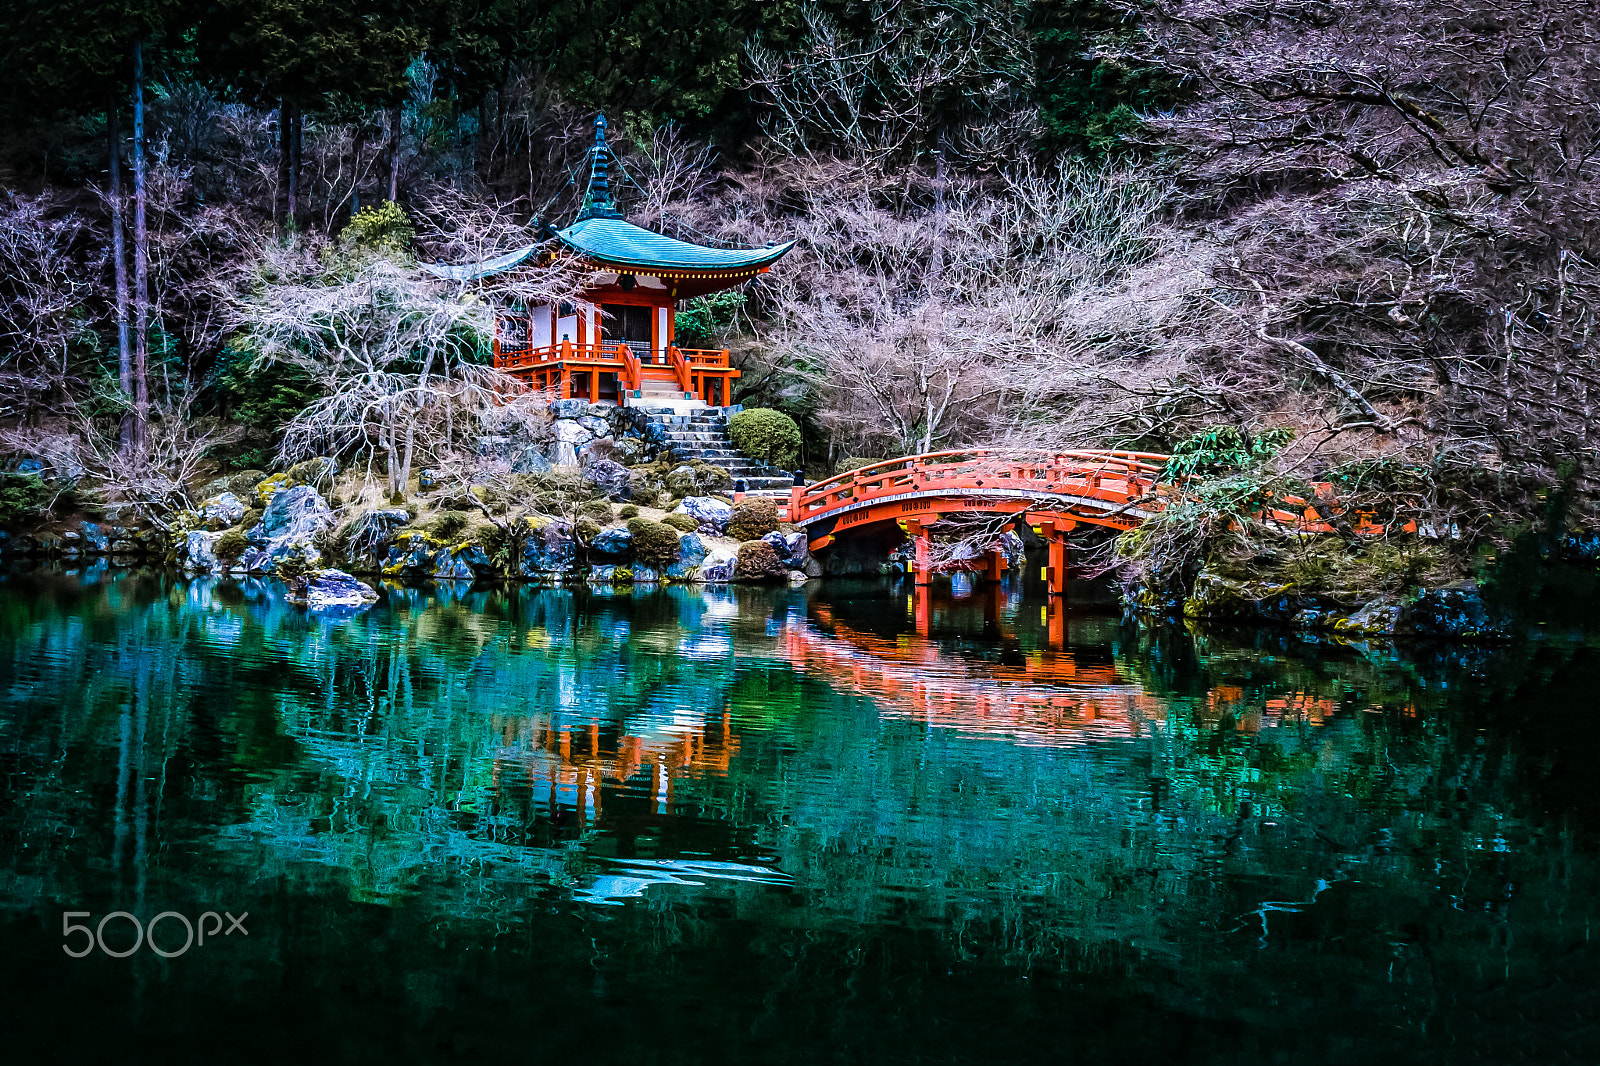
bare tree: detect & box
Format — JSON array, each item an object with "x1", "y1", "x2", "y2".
[{"x1": 225, "y1": 235, "x2": 584, "y2": 499}]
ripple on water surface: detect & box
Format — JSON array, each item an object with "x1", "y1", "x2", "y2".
[{"x1": 0, "y1": 568, "x2": 1597, "y2": 1064}]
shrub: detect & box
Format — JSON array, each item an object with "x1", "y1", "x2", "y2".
[
  {"x1": 662, "y1": 513, "x2": 700, "y2": 533},
  {"x1": 735, "y1": 539, "x2": 785, "y2": 579},
  {"x1": 583, "y1": 498, "x2": 615, "y2": 522},
  {"x1": 618, "y1": 504, "x2": 640, "y2": 520},
  {"x1": 726, "y1": 496, "x2": 779, "y2": 541},
  {"x1": 214, "y1": 529, "x2": 251, "y2": 559},
  {"x1": 728, "y1": 408, "x2": 801, "y2": 469},
  {"x1": 576, "y1": 517, "x2": 601, "y2": 543},
  {"x1": 239, "y1": 508, "x2": 264, "y2": 531},
  {"x1": 628, "y1": 518, "x2": 682, "y2": 566},
  {"x1": 0, "y1": 472, "x2": 50, "y2": 529}
]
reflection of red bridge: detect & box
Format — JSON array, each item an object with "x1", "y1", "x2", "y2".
[{"x1": 778, "y1": 608, "x2": 1166, "y2": 747}]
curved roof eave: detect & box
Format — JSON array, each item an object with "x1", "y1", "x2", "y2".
[{"x1": 557, "y1": 216, "x2": 796, "y2": 274}]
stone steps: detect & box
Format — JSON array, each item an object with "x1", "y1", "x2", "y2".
[{"x1": 630, "y1": 401, "x2": 797, "y2": 490}]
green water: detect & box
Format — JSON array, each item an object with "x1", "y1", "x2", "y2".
[{"x1": 1, "y1": 567, "x2": 1597, "y2": 1064}]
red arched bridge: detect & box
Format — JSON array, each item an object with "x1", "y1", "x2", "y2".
[{"x1": 766, "y1": 449, "x2": 1381, "y2": 596}]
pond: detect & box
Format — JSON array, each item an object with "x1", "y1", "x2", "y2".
[{"x1": 1, "y1": 568, "x2": 1597, "y2": 1064}]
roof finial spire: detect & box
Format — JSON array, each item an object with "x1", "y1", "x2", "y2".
[{"x1": 576, "y1": 113, "x2": 623, "y2": 222}]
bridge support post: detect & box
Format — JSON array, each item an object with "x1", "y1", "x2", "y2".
[
  {"x1": 985, "y1": 549, "x2": 1005, "y2": 584},
  {"x1": 1031, "y1": 517, "x2": 1075, "y2": 599},
  {"x1": 908, "y1": 519, "x2": 932, "y2": 587}
]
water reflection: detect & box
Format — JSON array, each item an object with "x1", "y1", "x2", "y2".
[{"x1": 1, "y1": 566, "x2": 1598, "y2": 1064}]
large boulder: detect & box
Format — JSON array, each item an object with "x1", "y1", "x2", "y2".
[
  {"x1": 1182, "y1": 570, "x2": 1302, "y2": 623},
  {"x1": 517, "y1": 517, "x2": 577, "y2": 575},
  {"x1": 550, "y1": 398, "x2": 606, "y2": 420},
  {"x1": 995, "y1": 530, "x2": 1025, "y2": 568},
  {"x1": 583, "y1": 458, "x2": 632, "y2": 501},
  {"x1": 252, "y1": 485, "x2": 336, "y2": 571},
  {"x1": 285, "y1": 569, "x2": 379, "y2": 611},
  {"x1": 433, "y1": 544, "x2": 492, "y2": 580},
  {"x1": 383, "y1": 532, "x2": 439, "y2": 576},
  {"x1": 340, "y1": 508, "x2": 411, "y2": 572},
  {"x1": 77, "y1": 521, "x2": 109, "y2": 554},
  {"x1": 611, "y1": 437, "x2": 647, "y2": 465},
  {"x1": 198, "y1": 491, "x2": 246, "y2": 530},
  {"x1": 1398, "y1": 585, "x2": 1506, "y2": 640},
  {"x1": 699, "y1": 547, "x2": 738, "y2": 584},
  {"x1": 673, "y1": 497, "x2": 733, "y2": 536},
  {"x1": 1333, "y1": 600, "x2": 1403, "y2": 637},
  {"x1": 662, "y1": 533, "x2": 708, "y2": 581},
  {"x1": 551, "y1": 419, "x2": 594, "y2": 465},
  {"x1": 511, "y1": 445, "x2": 552, "y2": 475},
  {"x1": 590, "y1": 527, "x2": 634, "y2": 560},
  {"x1": 178, "y1": 530, "x2": 223, "y2": 574},
  {"x1": 761, "y1": 530, "x2": 808, "y2": 569}
]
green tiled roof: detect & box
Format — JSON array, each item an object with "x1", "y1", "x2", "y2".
[{"x1": 558, "y1": 216, "x2": 795, "y2": 273}]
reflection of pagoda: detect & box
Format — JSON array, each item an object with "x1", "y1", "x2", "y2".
[
  {"x1": 484, "y1": 710, "x2": 746, "y2": 851},
  {"x1": 428, "y1": 114, "x2": 794, "y2": 407}
]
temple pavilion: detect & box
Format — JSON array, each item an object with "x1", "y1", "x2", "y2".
[{"x1": 425, "y1": 115, "x2": 794, "y2": 408}]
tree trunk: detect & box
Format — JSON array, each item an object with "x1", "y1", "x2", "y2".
[
  {"x1": 286, "y1": 100, "x2": 301, "y2": 226},
  {"x1": 387, "y1": 103, "x2": 402, "y2": 202},
  {"x1": 131, "y1": 40, "x2": 150, "y2": 447},
  {"x1": 108, "y1": 89, "x2": 134, "y2": 453},
  {"x1": 350, "y1": 126, "x2": 366, "y2": 219},
  {"x1": 277, "y1": 98, "x2": 289, "y2": 224}
]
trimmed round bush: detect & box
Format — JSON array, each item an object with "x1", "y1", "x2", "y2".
[
  {"x1": 726, "y1": 496, "x2": 779, "y2": 542},
  {"x1": 661, "y1": 513, "x2": 699, "y2": 533},
  {"x1": 618, "y1": 504, "x2": 640, "y2": 520},
  {"x1": 735, "y1": 539, "x2": 786, "y2": 580},
  {"x1": 728, "y1": 408, "x2": 801, "y2": 470},
  {"x1": 627, "y1": 518, "x2": 682, "y2": 566}
]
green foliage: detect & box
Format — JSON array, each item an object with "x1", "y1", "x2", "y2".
[
  {"x1": 336, "y1": 201, "x2": 414, "y2": 260},
  {"x1": 212, "y1": 341, "x2": 321, "y2": 430},
  {"x1": 1163, "y1": 426, "x2": 1294, "y2": 479},
  {"x1": 618, "y1": 504, "x2": 639, "y2": 520},
  {"x1": 673, "y1": 291, "x2": 745, "y2": 349},
  {"x1": 214, "y1": 528, "x2": 250, "y2": 559},
  {"x1": 661, "y1": 512, "x2": 699, "y2": 533},
  {"x1": 1028, "y1": 0, "x2": 1188, "y2": 156},
  {"x1": 582, "y1": 498, "x2": 614, "y2": 522},
  {"x1": 726, "y1": 496, "x2": 779, "y2": 542},
  {"x1": 728, "y1": 408, "x2": 801, "y2": 470},
  {"x1": 0, "y1": 472, "x2": 51, "y2": 529},
  {"x1": 627, "y1": 517, "x2": 681, "y2": 565}
]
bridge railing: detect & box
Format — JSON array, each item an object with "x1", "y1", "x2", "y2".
[{"x1": 787, "y1": 449, "x2": 1171, "y2": 524}]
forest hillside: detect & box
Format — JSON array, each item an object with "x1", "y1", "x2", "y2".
[{"x1": 1, "y1": 0, "x2": 1596, "y2": 597}]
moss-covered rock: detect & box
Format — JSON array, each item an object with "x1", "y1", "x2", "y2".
[
  {"x1": 627, "y1": 517, "x2": 682, "y2": 567},
  {"x1": 726, "y1": 496, "x2": 779, "y2": 541},
  {"x1": 661, "y1": 512, "x2": 699, "y2": 533}
]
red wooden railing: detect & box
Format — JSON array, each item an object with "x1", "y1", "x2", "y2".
[{"x1": 786, "y1": 450, "x2": 1170, "y2": 528}]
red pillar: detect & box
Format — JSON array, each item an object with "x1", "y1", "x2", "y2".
[
  {"x1": 986, "y1": 549, "x2": 1005, "y2": 584},
  {"x1": 914, "y1": 584, "x2": 931, "y2": 637},
  {"x1": 1047, "y1": 597, "x2": 1065, "y2": 649},
  {"x1": 909, "y1": 520, "x2": 931, "y2": 586}
]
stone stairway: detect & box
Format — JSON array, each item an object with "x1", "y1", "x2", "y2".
[{"x1": 628, "y1": 392, "x2": 796, "y2": 492}]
